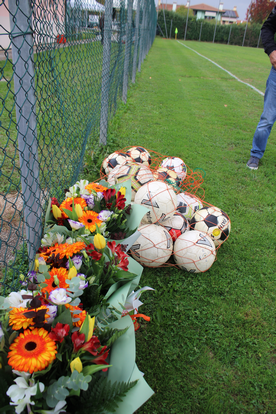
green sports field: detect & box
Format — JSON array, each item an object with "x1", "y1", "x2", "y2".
[{"x1": 103, "y1": 37, "x2": 276, "y2": 413}]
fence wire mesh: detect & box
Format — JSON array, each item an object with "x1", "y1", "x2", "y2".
[{"x1": 0, "y1": 0, "x2": 157, "y2": 292}]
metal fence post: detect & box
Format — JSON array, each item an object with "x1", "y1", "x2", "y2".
[
  {"x1": 227, "y1": 24, "x2": 232, "y2": 45},
  {"x1": 132, "y1": 0, "x2": 140, "y2": 83},
  {"x1": 199, "y1": 22, "x2": 202, "y2": 41},
  {"x1": 169, "y1": 19, "x2": 172, "y2": 39},
  {"x1": 138, "y1": 1, "x2": 146, "y2": 72},
  {"x1": 122, "y1": 0, "x2": 133, "y2": 103},
  {"x1": 242, "y1": 21, "x2": 248, "y2": 47},
  {"x1": 9, "y1": 0, "x2": 42, "y2": 266},
  {"x1": 257, "y1": 29, "x2": 261, "y2": 48},
  {"x1": 184, "y1": 4, "x2": 190, "y2": 40},
  {"x1": 99, "y1": 0, "x2": 113, "y2": 145},
  {"x1": 162, "y1": 5, "x2": 168, "y2": 38}
]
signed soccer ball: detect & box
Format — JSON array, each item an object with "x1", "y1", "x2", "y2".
[
  {"x1": 131, "y1": 224, "x2": 173, "y2": 267},
  {"x1": 190, "y1": 206, "x2": 231, "y2": 246},
  {"x1": 160, "y1": 157, "x2": 187, "y2": 181},
  {"x1": 134, "y1": 181, "x2": 177, "y2": 224},
  {"x1": 173, "y1": 230, "x2": 216, "y2": 272}
]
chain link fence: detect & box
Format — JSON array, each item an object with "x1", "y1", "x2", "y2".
[{"x1": 0, "y1": 0, "x2": 157, "y2": 292}]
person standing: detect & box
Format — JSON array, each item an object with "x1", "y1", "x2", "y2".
[{"x1": 247, "y1": 6, "x2": 276, "y2": 170}]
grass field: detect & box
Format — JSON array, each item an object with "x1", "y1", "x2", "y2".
[{"x1": 104, "y1": 38, "x2": 276, "y2": 413}]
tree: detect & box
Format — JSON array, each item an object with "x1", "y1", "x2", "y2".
[
  {"x1": 175, "y1": 6, "x2": 193, "y2": 18},
  {"x1": 246, "y1": 0, "x2": 276, "y2": 24}
]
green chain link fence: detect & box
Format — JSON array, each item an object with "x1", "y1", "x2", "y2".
[{"x1": 0, "y1": 0, "x2": 157, "y2": 292}]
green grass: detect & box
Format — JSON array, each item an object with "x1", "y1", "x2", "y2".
[{"x1": 106, "y1": 38, "x2": 276, "y2": 413}]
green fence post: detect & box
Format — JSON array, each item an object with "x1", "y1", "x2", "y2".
[
  {"x1": 123, "y1": 0, "x2": 133, "y2": 103},
  {"x1": 132, "y1": 0, "x2": 140, "y2": 83},
  {"x1": 100, "y1": 0, "x2": 113, "y2": 145},
  {"x1": 9, "y1": 0, "x2": 42, "y2": 266},
  {"x1": 138, "y1": 1, "x2": 146, "y2": 72}
]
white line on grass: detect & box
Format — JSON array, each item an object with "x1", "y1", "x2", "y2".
[{"x1": 177, "y1": 41, "x2": 264, "y2": 97}]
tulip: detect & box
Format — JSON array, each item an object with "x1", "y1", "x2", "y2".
[
  {"x1": 87, "y1": 315, "x2": 95, "y2": 341},
  {"x1": 119, "y1": 186, "x2": 126, "y2": 196},
  {"x1": 94, "y1": 234, "x2": 106, "y2": 250},
  {"x1": 68, "y1": 266, "x2": 77, "y2": 280},
  {"x1": 75, "y1": 204, "x2": 83, "y2": 218},
  {"x1": 70, "y1": 357, "x2": 83, "y2": 373},
  {"x1": 52, "y1": 205, "x2": 62, "y2": 220}
]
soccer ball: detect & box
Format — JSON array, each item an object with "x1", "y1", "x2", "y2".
[
  {"x1": 173, "y1": 230, "x2": 216, "y2": 273},
  {"x1": 190, "y1": 206, "x2": 231, "y2": 247},
  {"x1": 131, "y1": 224, "x2": 173, "y2": 267},
  {"x1": 160, "y1": 157, "x2": 187, "y2": 181},
  {"x1": 108, "y1": 162, "x2": 153, "y2": 200},
  {"x1": 176, "y1": 192, "x2": 203, "y2": 220},
  {"x1": 153, "y1": 167, "x2": 181, "y2": 188},
  {"x1": 102, "y1": 152, "x2": 131, "y2": 175},
  {"x1": 162, "y1": 212, "x2": 189, "y2": 242},
  {"x1": 134, "y1": 181, "x2": 177, "y2": 224},
  {"x1": 126, "y1": 146, "x2": 151, "y2": 166}
]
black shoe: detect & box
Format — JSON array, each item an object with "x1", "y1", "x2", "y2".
[{"x1": 246, "y1": 156, "x2": 259, "y2": 170}]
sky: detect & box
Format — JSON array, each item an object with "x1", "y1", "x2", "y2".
[{"x1": 159, "y1": 1, "x2": 251, "y2": 21}]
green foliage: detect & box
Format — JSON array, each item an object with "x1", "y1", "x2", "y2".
[
  {"x1": 69, "y1": 374, "x2": 138, "y2": 414},
  {"x1": 175, "y1": 6, "x2": 193, "y2": 18},
  {"x1": 96, "y1": 326, "x2": 129, "y2": 348}
]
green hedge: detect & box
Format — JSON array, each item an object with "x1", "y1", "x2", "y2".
[{"x1": 157, "y1": 10, "x2": 263, "y2": 48}]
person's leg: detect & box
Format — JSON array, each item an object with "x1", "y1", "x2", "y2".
[{"x1": 250, "y1": 67, "x2": 276, "y2": 159}]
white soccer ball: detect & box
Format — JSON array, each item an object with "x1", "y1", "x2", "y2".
[
  {"x1": 108, "y1": 162, "x2": 153, "y2": 200},
  {"x1": 162, "y1": 212, "x2": 189, "y2": 242},
  {"x1": 131, "y1": 224, "x2": 173, "y2": 267},
  {"x1": 173, "y1": 230, "x2": 216, "y2": 273},
  {"x1": 176, "y1": 192, "x2": 203, "y2": 220},
  {"x1": 134, "y1": 181, "x2": 177, "y2": 224},
  {"x1": 102, "y1": 152, "x2": 131, "y2": 175},
  {"x1": 190, "y1": 206, "x2": 231, "y2": 247},
  {"x1": 126, "y1": 146, "x2": 151, "y2": 166},
  {"x1": 160, "y1": 157, "x2": 187, "y2": 181}
]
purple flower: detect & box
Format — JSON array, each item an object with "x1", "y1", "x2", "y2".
[
  {"x1": 66, "y1": 255, "x2": 83, "y2": 270},
  {"x1": 68, "y1": 219, "x2": 85, "y2": 230},
  {"x1": 98, "y1": 210, "x2": 113, "y2": 221},
  {"x1": 46, "y1": 305, "x2": 57, "y2": 323},
  {"x1": 27, "y1": 271, "x2": 38, "y2": 283},
  {"x1": 77, "y1": 274, "x2": 88, "y2": 289},
  {"x1": 81, "y1": 194, "x2": 95, "y2": 209},
  {"x1": 95, "y1": 192, "x2": 104, "y2": 201}
]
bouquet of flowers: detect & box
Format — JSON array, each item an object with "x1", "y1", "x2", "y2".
[{"x1": 44, "y1": 179, "x2": 147, "y2": 243}]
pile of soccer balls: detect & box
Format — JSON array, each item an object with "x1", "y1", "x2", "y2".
[{"x1": 101, "y1": 146, "x2": 231, "y2": 273}]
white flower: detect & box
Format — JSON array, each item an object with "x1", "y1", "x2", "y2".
[
  {"x1": 68, "y1": 219, "x2": 85, "y2": 230},
  {"x1": 6, "y1": 290, "x2": 33, "y2": 308},
  {"x1": 66, "y1": 237, "x2": 73, "y2": 244},
  {"x1": 0, "y1": 323, "x2": 3, "y2": 339},
  {"x1": 49, "y1": 288, "x2": 72, "y2": 305},
  {"x1": 76, "y1": 274, "x2": 88, "y2": 289},
  {"x1": 7, "y1": 375, "x2": 44, "y2": 414},
  {"x1": 46, "y1": 305, "x2": 57, "y2": 323},
  {"x1": 41, "y1": 232, "x2": 65, "y2": 247},
  {"x1": 38, "y1": 256, "x2": 46, "y2": 265},
  {"x1": 65, "y1": 180, "x2": 90, "y2": 198},
  {"x1": 98, "y1": 210, "x2": 113, "y2": 221},
  {"x1": 40, "y1": 400, "x2": 67, "y2": 414}
]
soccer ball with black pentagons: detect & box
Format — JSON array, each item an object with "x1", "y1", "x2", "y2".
[
  {"x1": 153, "y1": 167, "x2": 181, "y2": 188},
  {"x1": 190, "y1": 206, "x2": 231, "y2": 247},
  {"x1": 176, "y1": 192, "x2": 203, "y2": 221},
  {"x1": 160, "y1": 157, "x2": 187, "y2": 181},
  {"x1": 131, "y1": 224, "x2": 173, "y2": 267},
  {"x1": 126, "y1": 146, "x2": 151, "y2": 166},
  {"x1": 134, "y1": 180, "x2": 177, "y2": 225},
  {"x1": 162, "y1": 212, "x2": 189, "y2": 242},
  {"x1": 102, "y1": 152, "x2": 131, "y2": 175},
  {"x1": 107, "y1": 161, "x2": 153, "y2": 200},
  {"x1": 173, "y1": 230, "x2": 216, "y2": 273}
]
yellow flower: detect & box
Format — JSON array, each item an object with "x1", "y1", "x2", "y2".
[
  {"x1": 119, "y1": 187, "x2": 126, "y2": 196},
  {"x1": 87, "y1": 316, "x2": 95, "y2": 341},
  {"x1": 94, "y1": 234, "x2": 106, "y2": 250},
  {"x1": 70, "y1": 357, "x2": 82, "y2": 373},
  {"x1": 75, "y1": 204, "x2": 83, "y2": 218},
  {"x1": 34, "y1": 259, "x2": 39, "y2": 271},
  {"x1": 68, "y1": 266, "x2": 77, "y2": 280},
  {"x1": 52, "y1": 205, "x2": 62, "y2": 220}
]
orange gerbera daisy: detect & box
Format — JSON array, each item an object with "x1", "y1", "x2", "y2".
[
  {"x1": 60, "y1": 197, "x2": 87, "y2": 218},
  {"x1": 78, "y1": 211, "x2": 102, "y2": 233},
  {"x1": 41, "y1": 267, "x2": 69, "y2": 295},
  {"x1": 9, "y1": 306, "x2": 49, "y2": 331},
  {"x1": 65, "y1": 304, "x2": 87, "y2": 327},
  {"x1": 50, "y1": 241, "x2": 86, "y2": 259},
  {"x1": 8, "y1": 328, "x2": 57, "y2": 373},
  {"x1": 85, "y1": 183, "x2": 108, "y2": 193}
]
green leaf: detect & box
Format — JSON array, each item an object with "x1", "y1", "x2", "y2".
[
  {"x1": 82, "y1": 364, "x2": 112, "y2": 376},
  {"x1": 53, "y1": 308, "x2": 73, "y2": 330}
]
